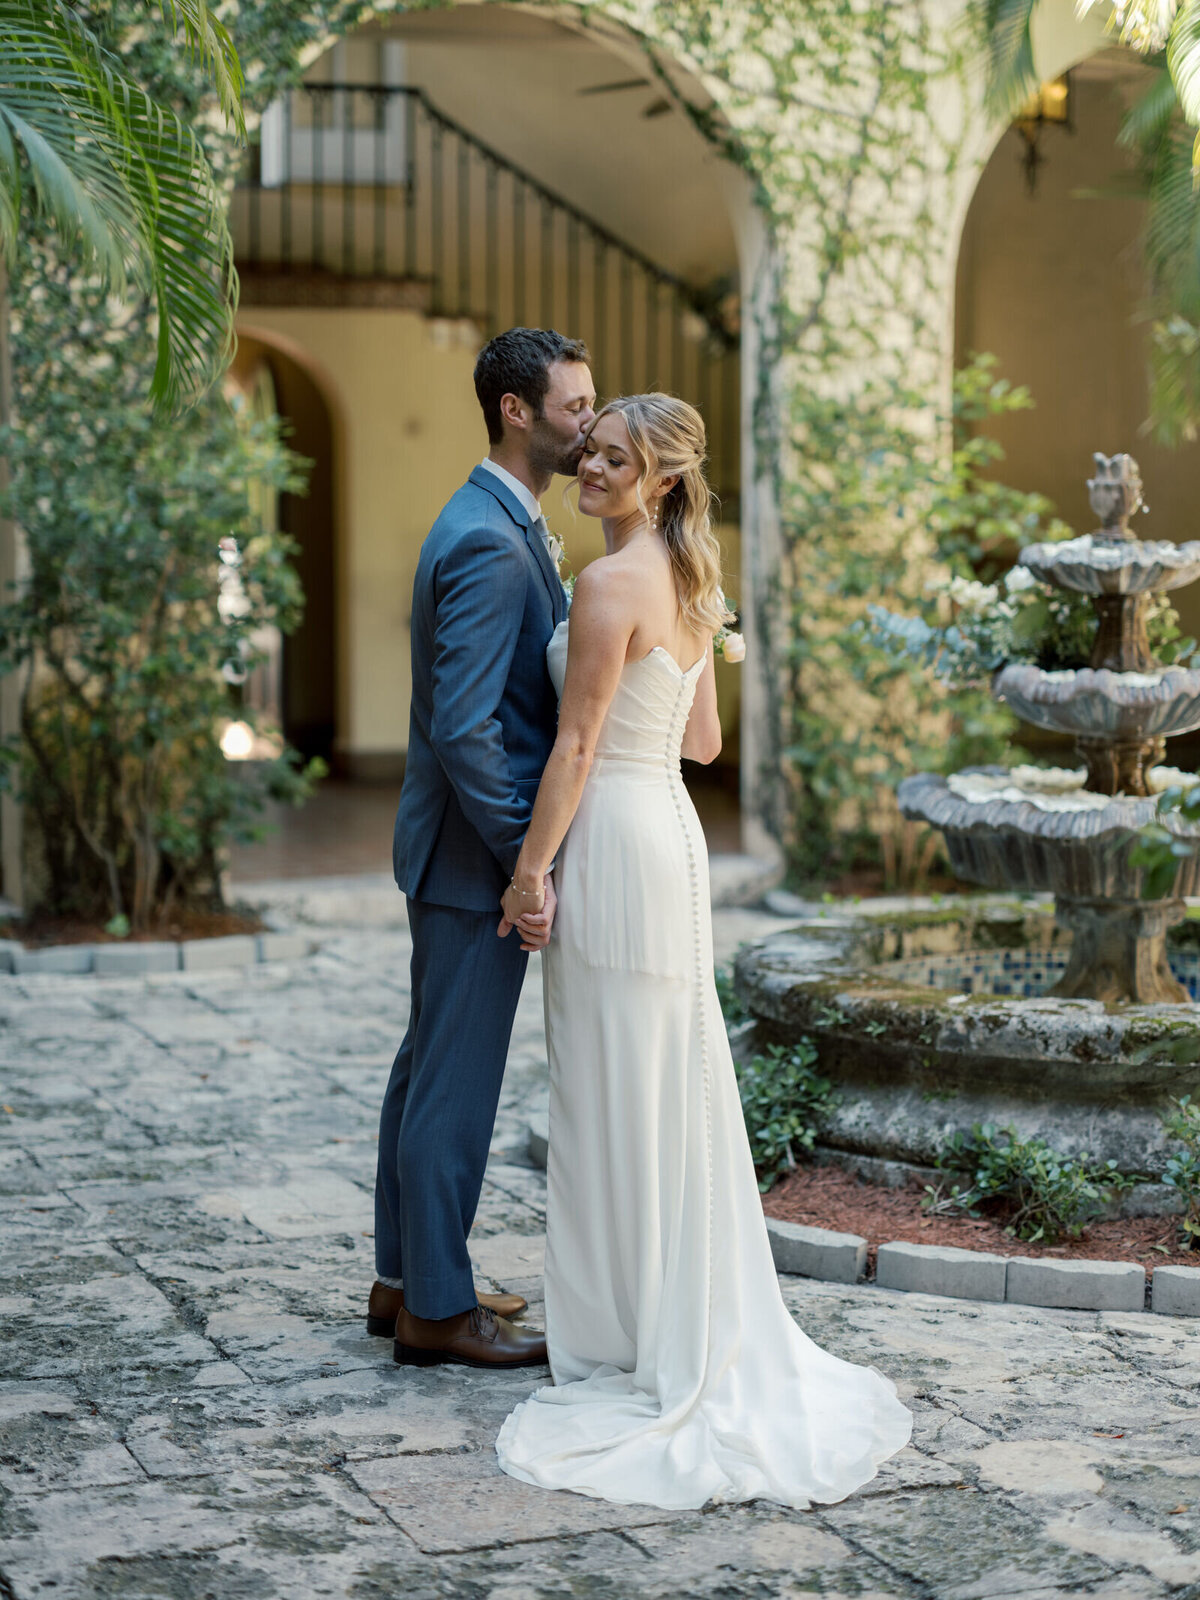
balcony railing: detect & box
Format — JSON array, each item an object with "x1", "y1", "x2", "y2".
[{"x1": 231, "y1": 83, "x2": 740, "y2": 498}]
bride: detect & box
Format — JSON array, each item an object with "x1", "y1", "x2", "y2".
[{"x1": 495, "y1": 393, "x2": 911, "y2": 1511}]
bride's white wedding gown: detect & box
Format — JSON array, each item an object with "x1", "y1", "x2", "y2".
[{"x1": 496, "y1": 619, "x2": 911, "y2": 1510}]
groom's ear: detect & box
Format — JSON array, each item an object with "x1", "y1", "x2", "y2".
[{"x1": 499, "y1": 391, "x2": 531, "y2": 434}]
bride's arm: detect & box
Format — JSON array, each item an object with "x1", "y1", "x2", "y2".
[
  {"x1": 502, "y1": 565, "x2": 633, "y2": 916},
  {"x1": 680, "y1": 639, "x2": 721, "y2": 764}
]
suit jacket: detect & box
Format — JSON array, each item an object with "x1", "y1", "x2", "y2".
[{"x1": 393, "y1": 466, "x2": 568, "y2": 913}]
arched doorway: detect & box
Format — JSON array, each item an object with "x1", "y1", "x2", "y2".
[
  {"x1": 955, "y1": 48, "x2": 1200, "y2": 586},
  {"x1": 229, "y1": 332, "x2": 339, "y2": 765},
  {"x1": 229, "y1": 5, "x2": 752, "y2": 848}
]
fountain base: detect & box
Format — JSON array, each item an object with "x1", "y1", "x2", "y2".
[
  {"x1": 1052, "y1": 895, "x2": 1188, "y2": 1004},
  {"x1": 734, "y1": 901, "x2": 1200, "y2": 1188}
]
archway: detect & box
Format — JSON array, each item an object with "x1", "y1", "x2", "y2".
[
  {"x1": 229, "y1": 4, "x2": 754, "y2": 846},
  {"x1": 228, "y1": 331, "x2": 339, "y2": 764}
]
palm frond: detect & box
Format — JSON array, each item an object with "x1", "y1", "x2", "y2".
[
  {"x1": 154, "y1": 0, "x2": 244, "y2": 137},
  {"x1": 971, "y1": 0, "x2": 1040, "y2": 116},
  {"x1": 0, "y1": 2, "x2": 236, "y2": 411},
  {"x1": 1117, "y1": 60, "x2": 1178, "y2": 150},
  {"x1": 1168, "y1": 0, "x2": 1200, "y2": 130}
]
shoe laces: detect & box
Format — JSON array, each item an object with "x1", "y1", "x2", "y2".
[{"x1": 468, "y1": 1305, "x2": 499, "y2": 1343}]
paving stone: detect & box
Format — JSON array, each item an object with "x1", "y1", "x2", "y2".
[
  {"x1": 1007, "y1": 1256, "x2": 1146, "y2": 1312},
  {"x1": 876, "y1": 1240, "x2": 1008, "y2": 1303},
  {"x1": 257, "y1": 930, "x2": 314, "y2": 962},
  {"x1": 1, "y1": 893, "x2": 1194, "y2": 1600},
  {"x1": 93, "y1": 942, "x2": 180, "y2": 976},
  {"x1": 347, "y1": 1449, "x2": 684, "y2": 1553},
  {"x1": 180, "y1": 935, "x2": 259, "y2": 971},
  {"x1": 1152, "y1": 1264, "x2": 1200, "y2": 1317},
  {"x1": 526, "y1": 1110, "x2": 549, "y2": 1169},
  {"x1": 766, "y1": 1217, "x2": 867, "y2": 1283}
]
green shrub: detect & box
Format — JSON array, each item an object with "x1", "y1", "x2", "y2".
[
  {"x1": 923, "y1": 1122, "x2": 1137, "y2": 1244},
  {"x1": 715, "y1": 963, "x2": 751, "y2": 1026},
  {"x1": 1162, "y1": 1095, "x2": 1200, "y2": 1249},
  {"x1": 0, "y1": 244, "x2": 318, "y2": 928},
  {"x1": 734, "y1": 1042, "x2": 837, "y2": 1194}
]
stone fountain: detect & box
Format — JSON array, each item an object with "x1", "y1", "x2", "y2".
[
  {"x1": 899, "y1": 453, "x2": 1200, "y2": 1005},
  {"x1": 734, "y1": 455, "x2": 1200, "y2": 1187}
]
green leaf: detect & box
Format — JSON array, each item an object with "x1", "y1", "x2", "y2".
[{"x1": 1168, "y1": 0, "x2": 1200, "y2": 134}]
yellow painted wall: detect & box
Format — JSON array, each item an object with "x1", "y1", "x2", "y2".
[
  {"x1": 238, "y1": 307, "x2": 481, "y2": 764},
  {"x1": 236, "y1": 305, "x2": 742, "y2": 767}
]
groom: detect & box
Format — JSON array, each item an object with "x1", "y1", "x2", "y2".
[{"x1": 371, "y1": 328, "x2": 596, "y2": 1368}]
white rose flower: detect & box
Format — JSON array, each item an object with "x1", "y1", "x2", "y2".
[
  {"x1": 1003, "y1": 564, "x2": 1037, "y2": 594},
  {"x1": 720, "y1": 631, "x2": 746, "y2": 663},
  {"x1": 948, "y1": 577, "x2": 999, "y2": 613}
]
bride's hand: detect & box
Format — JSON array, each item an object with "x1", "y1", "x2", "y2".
[{"x1": 498, "y1": 873, "x2": 556, "y2": 950}]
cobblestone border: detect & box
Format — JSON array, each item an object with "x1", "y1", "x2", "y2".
[
  {"x1": 766, "y1": 1218, "x2": 1200, "y2": 1318},
  {"x1": 0, "y1": 930, "x2": 313, "y2": 977},
  {"x1": 525, "y1": 1116, "x2": 1200, "y2": 1318}
]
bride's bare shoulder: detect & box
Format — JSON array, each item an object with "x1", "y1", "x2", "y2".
[{"x1": 570, "y1": 552, "x2": 643, "y2": 608}]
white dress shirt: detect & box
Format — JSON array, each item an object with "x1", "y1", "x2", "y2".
[{"x1": 478, "y1": 456, "x2": 542, "y2": 527}]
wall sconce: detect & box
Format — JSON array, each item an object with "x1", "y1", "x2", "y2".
[{"x1": 1013, "y1": 75, "x2": 1072, "y2": 195}]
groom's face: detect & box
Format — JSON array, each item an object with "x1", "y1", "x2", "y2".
[{"x1": 526, "y1": 360, "x2": 597, "y2": 479}]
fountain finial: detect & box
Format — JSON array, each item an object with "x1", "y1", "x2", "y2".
[{"x1": 1087, "y1": 452, "x2": 1143, "y2": 540}]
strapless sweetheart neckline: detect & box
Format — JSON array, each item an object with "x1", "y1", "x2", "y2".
[{"x1": 549, "y1": 618, "x2": 704, "y2": 680}]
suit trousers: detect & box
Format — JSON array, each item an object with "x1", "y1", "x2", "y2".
[{"x1": 375, "y1": 897, "x2": 529, "y2": 1319}]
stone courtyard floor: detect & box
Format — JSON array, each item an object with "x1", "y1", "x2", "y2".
[{"x1": 3, "y1": 885, "x2": 1200, "y2": 1600}]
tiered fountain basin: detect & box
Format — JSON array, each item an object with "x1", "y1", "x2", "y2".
[
  {"x1": 733, "y1": 899, "x2": 1200, "y2": 1186},
  {"x1": 899, "y1": 766, "x2": 1200, "y2": 901},
  {"x1": 1019, "y1": 534, "x2": 1200, "y2": 594},
  {"x1": 995, "y1": 666, "x2": 1200, "y2": 741}
]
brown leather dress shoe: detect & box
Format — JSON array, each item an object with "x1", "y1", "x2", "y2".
[
  {"x1": 393, "y1": 1304, "x2": 548, "y2": 1368},
  {"x1": 366, "y1": 1279, "x2": 528, "y2": 1337}
]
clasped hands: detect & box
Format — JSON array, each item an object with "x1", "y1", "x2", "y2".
[{"x1": 498, "y1": 872, "x2": 557, "y2": 952}]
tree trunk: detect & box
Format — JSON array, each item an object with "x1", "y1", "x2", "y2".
[{"x1": 0, "y1": 258, "x2": 27, "y2": 909}]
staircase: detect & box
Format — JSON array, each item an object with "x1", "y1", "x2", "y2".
[{"x1": 230, "y1": 81, "x2": 740, "y2": 498}]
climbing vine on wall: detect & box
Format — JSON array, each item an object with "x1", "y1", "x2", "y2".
[{"x1": 20, "y1": 0, "x2": 1053, "y2": 888}]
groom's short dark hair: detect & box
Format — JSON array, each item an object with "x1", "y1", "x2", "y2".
[{"x1": 474, "y1": 327, "x2": 590, "y2": 444}]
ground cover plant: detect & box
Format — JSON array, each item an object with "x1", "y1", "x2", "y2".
[
  {"x1": 1161, "y1": 1093, "x2": 1200, "y2": 1248},
  {"x1": 736, "y1": 1042, "x2": 839, "y2": 1193},
  {"x1": 922, "y1": 1121, "x2": 1139, "y2": 1243}
]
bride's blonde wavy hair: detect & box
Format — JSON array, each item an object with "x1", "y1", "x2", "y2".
[{"x1": 591, "y1": 393, "x2": 734, "y2": 636}]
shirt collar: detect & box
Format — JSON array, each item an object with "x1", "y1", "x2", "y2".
[{"x1": 478, "y1": 457, "x2": 542, "y2": 526}]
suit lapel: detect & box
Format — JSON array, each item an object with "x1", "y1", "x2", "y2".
[
  {"x1": 468, "y1": 467, "x2": 564, "y2": 620},
  {"x1": 523, "y1": 520, "x2": 567, "y2": 620}
]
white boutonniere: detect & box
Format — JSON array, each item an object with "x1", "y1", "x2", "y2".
[{"x1": 545, "y1": 525, "x2": 574, "y2": 604}]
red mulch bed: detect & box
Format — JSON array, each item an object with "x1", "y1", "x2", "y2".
[
  {"x1": 763, "y1": 1163, "x2": 1197, "y2": 1280},
  {"x1": 0, "y1": 908, "x2": 265, "y2": 948}
]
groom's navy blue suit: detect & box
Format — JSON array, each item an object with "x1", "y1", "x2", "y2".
[{"x1": 378, "y1": 466, "x2": 567, "y2": 1319}]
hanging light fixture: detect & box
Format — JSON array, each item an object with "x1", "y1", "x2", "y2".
[{"x1": 1013, "y1": 75, "x2": 1072, "y2": 195}]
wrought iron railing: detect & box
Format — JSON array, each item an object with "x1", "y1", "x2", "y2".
[{"x1": 231, "y1": 83, "x2": 740, "y2": 497}]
